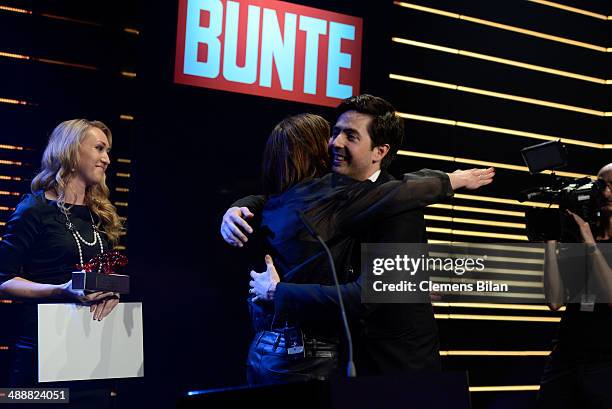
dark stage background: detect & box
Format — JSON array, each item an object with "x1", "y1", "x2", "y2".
[{"x1": 1, "y1": 1, "x2": 611, "y2": 408}]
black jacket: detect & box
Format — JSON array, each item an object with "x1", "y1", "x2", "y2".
[{"x1": 233, "y1": 170, "x2": 450, "y2": 374}]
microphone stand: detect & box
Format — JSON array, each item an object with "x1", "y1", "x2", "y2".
[{"x1": 298, "y1": 210, "x2": 356, "y2": 378}]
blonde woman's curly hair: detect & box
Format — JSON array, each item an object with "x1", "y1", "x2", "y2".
[{"x1": 31, "y1": 119, "x2": 123, "y2": 245}]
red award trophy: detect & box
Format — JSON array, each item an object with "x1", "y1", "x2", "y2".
[{"x1": 72, "y1": 251, "x2": 130, "y2": 294}]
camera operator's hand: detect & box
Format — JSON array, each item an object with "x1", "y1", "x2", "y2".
[{"x1": 566, "y1": 210, "x2": 596, "y2": 245}]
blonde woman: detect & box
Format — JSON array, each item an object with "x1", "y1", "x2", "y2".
[{"x1": 0, "y1": 119, "x2": 122, "y2": 398}]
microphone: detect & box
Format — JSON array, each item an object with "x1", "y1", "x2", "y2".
[{"x1": 297, "y1": 210, "x2": 357, "y2": 378}]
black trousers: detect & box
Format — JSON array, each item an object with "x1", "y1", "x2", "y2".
[
  {"x1": 537, "y1": 347, "x2": 612, "y2": 409},
  {"x1": 246, "y1": 330, "x2": 339, "y2": 385}
]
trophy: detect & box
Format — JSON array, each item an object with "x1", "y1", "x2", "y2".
[{"x1": 72, "y1": 251, "x2": 130, "y2": 294}]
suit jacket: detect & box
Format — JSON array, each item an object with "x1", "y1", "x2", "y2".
[{"x1": 233, "y1": 170, "x2": 449, "y2": 373}]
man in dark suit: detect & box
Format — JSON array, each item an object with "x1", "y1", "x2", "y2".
[{"x1": 222, "y1": 95, "x2": 491, "y2": 375}]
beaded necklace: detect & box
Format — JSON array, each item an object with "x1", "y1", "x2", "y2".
[{"x1": 62, "y1": 207, "x2": 104, "y2": 268}]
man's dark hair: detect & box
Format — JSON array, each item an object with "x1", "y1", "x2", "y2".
[{"x1": 335, "y1": 94, "x2": 404, "y2": 170}]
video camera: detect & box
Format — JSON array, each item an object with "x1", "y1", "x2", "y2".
[{"x1": 519, "y1": 140, "x2": 606, "y2": 241}]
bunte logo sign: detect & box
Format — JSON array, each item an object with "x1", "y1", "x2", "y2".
[{"x1": 175, "y1": 0, "x2": 363, "y2": 106}]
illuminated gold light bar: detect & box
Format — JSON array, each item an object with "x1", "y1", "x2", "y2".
[
  {"x1": 431, "y1": 276, "x2": 542, "y2": 289},
  {"x1": 461, "y1": 15, "x2": 607, "y2": 52},
  {"x1": 396, "y1": 150, "x2": 593, "y2": 179},
  {"x1": 0, "y1": 159, "x2": 22, "y2": 166},
  {"x1": 0, "y1": 51, "x2": 30, "y2": 60},
  {"x1": 453, "y1": 193, "x2": 557, "y2": 209},
  {"x1": 393, "y1": 2, "x2": 607, "y2": 52},
  {"x1": 393, "y1": 2, "x2": 459, "y2": 18},
  {"x1": 36, "y1": 58, "x2": 98, "y2": 71},
  {"x1": 440, "y1": 350, "x2": 550, "y2": 356},
  {"x1": 434, "y1": 313, "x2": 560, "y2": 322},
  {"x1": 462, "y1": 84, "x2": 605, "y2": 116},
  {"x1": 429, "y1": 252, "x2": 543, "y2": 265},
  {"x1": 116, "y1": 173, "x2": 131, "y2": 178},
  {"x1": 0, "y1": 144, "x2": 24, "y2": 150},
  {"x1": 0, "y1": 5, "x2": 31, "y2": 14},
  {"x1": 396, "y1": 113, "x2": 605, "y2": 149},
  {"x1": 433, "y1": 302, "x2": 564, "y2": 311},
  {"x1": 426, "y1": 227, "x2": 529, "y2": 241},
  {"x1": 121, "y1": 71, "x2": 137, "y2": 78},
  {"x1": 115, "y1": 245, "x2": 126, "y2": 251},
  {"x1": 39, "y1": 13, "x2": 102, "y2": 27},
  {"x1": 428, "y1": 203, "x2": 525, "y2": 218},
  {"x1": 117, "y1": 158, "x2": 132, "y2": 164},
  {"x1": 114, "y1": 202, "x2": 128, "y2": 207},
  {"x1": 424, "y1": 214, "x2": 526, "y2": 229},
  {"x1": 0, "y1": 175, "x2": 22, "y2": 181},
  {"x1": 428, "y1": 241, "x2": 544, "y2": 254},
  {"x1": 0, "y1": 50, "x2": 101, "y2": 72},
  {"x1": 124, "y1": 27, "x2": 140, "y2": 35},
  {"x1": 391, "y1": 38, "x2": 608, "y2": 84},
  {"x1": 391, "y1": 73, "x2": 606, "y2": 116},
  {"x1": 398, "y1": 113, "x2": 456, "y2": 126},
  {"x1": 458, "y1": 121, "x2": 603, "y2": 149},
  {"x1": 481, "y1": 267, "x2": 542, "y2": 277},
  {"x1": 527, "y1": 0, "x2": 609, "y2": 20},
  {"x1": 115, "y1": 187, "x2": 130, "y2": 193},
  {"x1": 470, "y1": 385, "x2": 540, "y2": 392},
  {"x1": 0, "y1": 191, "x2": 21, "y2": 196},
  {"x1": 0, "y1": 97, "x2": 28, "y2": 105},
  {"x1": 120, "y1": 115, "x2": 134, "y2": 121},
  {"x1": 0, "y1": 206, "x2": 14, "y2": 211}
]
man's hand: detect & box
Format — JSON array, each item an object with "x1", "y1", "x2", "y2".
[
  {"x1": 566, "y1": 209, "x2": 596, "y2": 245},
  {"x1": 249, "y1": 255, "x2": 280, "y2": 302},
  {"x1": 220, "y1": 206, "x2": 254, "y2": 247},
  {"x1": 448, "y1": 167, "x2": 495, "y2": 190}
]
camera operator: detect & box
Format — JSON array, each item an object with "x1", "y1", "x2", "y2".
[{"x1": 537, "y1": 163, "x2": 612, "y2": 409}]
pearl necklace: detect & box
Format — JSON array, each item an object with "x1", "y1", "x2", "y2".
[{"x1": 63, "y1": 208, "x2": 104, "y2": 268}]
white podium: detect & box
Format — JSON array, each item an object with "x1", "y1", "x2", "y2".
[{"x1": 37, "y1": 302, "x2": 144, "y2": 383}]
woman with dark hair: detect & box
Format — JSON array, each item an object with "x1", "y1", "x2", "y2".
[
  {"x1": 241, "y1": 113, "x2": 494, "y2": 384},
  {"x1": 0, "y1": 119, "x2": 123, "y2": 406}
]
